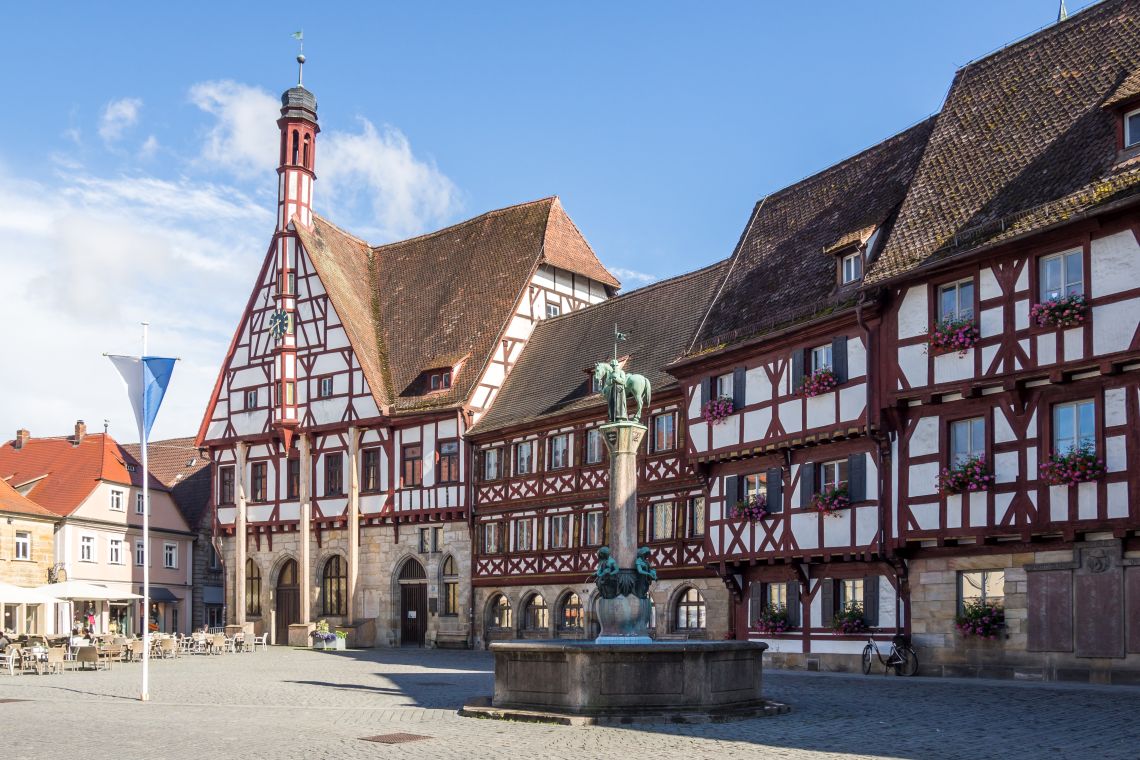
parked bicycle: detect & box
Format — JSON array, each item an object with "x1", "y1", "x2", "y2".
[{"x1": 862, "y1": 634, "x2": 918, "y2": 676}]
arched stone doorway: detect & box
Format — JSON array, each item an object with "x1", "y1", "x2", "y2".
[
  {"x1": 274, "y1": 559, "x2": 300, "y2": 645},
  {"x1": 397, "y1": 557, "x2": 427, "y2": 646}
]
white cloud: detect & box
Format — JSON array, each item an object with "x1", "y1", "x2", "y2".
[
  {"x1": 609, "y1": 267, "x2": 659, "y2": 286},
  {"x1": 99, "y1": 97, "x2": 142, "y2": 143},
  {"x1": 189, "y1": 80, "x2": 280, "y2": 178},
  {"x1": 139, "y1": 135, "x2": 159, "y2": 159}
]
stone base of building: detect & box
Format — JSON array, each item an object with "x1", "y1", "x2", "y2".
[
  {"x1": 460, "y1": 695, "x2": 790, "y2": 726},
  {"x1": 288, "y1": 622, "x2": 314, "y2": 647}
]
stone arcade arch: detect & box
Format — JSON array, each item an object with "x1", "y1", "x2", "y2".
[
  {"x1": 396, "y1": 556, "x2": 427, "y2": 646},
  {"x1": 273, "y1": 558, "x2": 300, "y2": 645}
]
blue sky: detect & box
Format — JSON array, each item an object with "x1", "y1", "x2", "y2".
[{"x1": 1, "y1": 0, "x2": 1097, "y2": 441}]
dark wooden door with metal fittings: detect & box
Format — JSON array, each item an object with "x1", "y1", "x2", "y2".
[
  {"x1": 400, "y1": 583, "x2": 427, "y2": 646},
  {"x1": 275, "y1": 559, "x2": 300, "y2": 645}
]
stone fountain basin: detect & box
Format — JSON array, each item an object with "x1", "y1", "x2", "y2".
[{"x1": 462, "y1": 639, "x2": 787, "y2": 725}]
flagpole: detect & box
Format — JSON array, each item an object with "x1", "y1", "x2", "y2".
[{"x1": 141, "y1": 321, "x2": 150, "y2": 702}]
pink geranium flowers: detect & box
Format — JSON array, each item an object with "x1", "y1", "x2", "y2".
[
  {"x1": 1039, "y1": 443, "x2": 1105, "y2": 486},
  {"x1": 831, "y1": 602, "x2": 868, "y2": 634},
  {"x1": 1030, "y1": 293, "x2": 1087, "y2": 328},
  {"x1": 955, "y1": 599, "x2": 1005, "y2": 639},
  {"x1": 937, "y1": 455, "x2": 994, "y2": 496},
  {"x1": 702, "y1": 395, "x2": 733, "y2": 425},
  {"x1": 800, "y1": 367, "x2": 838, "y2": 397},
  {"x1": 755, "y1": 604, "x2": 792, "y2": 634},
  {"x1": 929, "y1": 317, "x2": 980, "y2": 355},
  {"x1": 811, "y1": 485, "x2": 850, "y2": 517},
  {"x1": 731, "y1": 494, "x2": 768, "y2": 521}
]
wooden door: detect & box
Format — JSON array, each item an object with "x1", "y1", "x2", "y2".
[
  {"x1": 275, "y1": 559, "x2": 300, "y2": 645},
  {"x1": 400, "y1": 583, "x2": 427, "y2": 646}
]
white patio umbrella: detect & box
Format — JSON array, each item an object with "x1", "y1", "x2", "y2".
[
  {"x1": 0, "y1": 581, "x2": 62, "y2": 606},
  {"x1": 35, "y1": 581, "x2": 142, "y2": 601}
]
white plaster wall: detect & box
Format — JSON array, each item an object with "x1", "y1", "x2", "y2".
[
  {"x1": 897, "y1": 287, "x2": 928, "y2": 340},
  {"x1": 1091, "y1": 230, "x2": 1140, "y2": 298}
]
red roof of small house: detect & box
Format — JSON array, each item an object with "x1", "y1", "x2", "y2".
[
  {"x1": 0, "y1": 477, "x2": 58, "y2": 519},
  {"x1": 0, "y1": 433, "x2": 167, "y2": 518}
]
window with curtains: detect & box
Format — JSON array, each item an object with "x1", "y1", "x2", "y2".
[
  {"x1": 481, "y1": 522, "x2": 501, "y2": 554},
  {"x1": 324, "y1": 453, "x2": 343, "y2": 495},
  {"x1": 401, "y1": 445, "x2": 422, "y2": 487},
  {"x1": 515, "y1": 441, "x2": 534, "y2": 475},
  {"x1": 549, "y1": 434, "x2": 570, "y2": 469},
  {"x1": 483, "y1": 447, "x2": 501, "y2": 480},
  {"x1": 585, "y1": 428, "x2": 604, "y2": 465},
  {"x1": 515, "y1": 519, "x2": 534, "y2": 552},
  {"x1": 321, "y1": 555, "x2": 348, "y2": 616},
  {"x1": 245, "y1": 559, "x2": 262, "y2": 616},
  {"x1": 549, "y1": 514, "x2": 571, "y2": 549},
  {"x1": 687, "y1": 497, "x2": 706, "y2": 537},
  {"x1": 648, "y1": 502, "x2": 674, "y2": 541},
  {"x1": 583, "y1": 511, "x2": 604, "y2": 546}
]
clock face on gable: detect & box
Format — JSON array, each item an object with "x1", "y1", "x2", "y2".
[{"x1": 269, "y1": 309, "x2": 290, "y2": 338}]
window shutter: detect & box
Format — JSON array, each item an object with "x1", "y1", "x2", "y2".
[
  {"x1": 766, "y1": 467, "x2": 783, "y2": 513},
  {"x1": 724, "y1": 475, "x2": 739, "y2": 509},
  {"x1": 818, "y1": 578, "x2": 835, "y2": 627},
  {"x1": 749, "y1": 583, "x2": 765, "y2": 623},
  {"x1": 700, "y1": 377, "x2": 712, "y2": 406},
  {"x1": 863, "y1": 576, "x2": 880, "y2": 626},
  {"x1": 847, "y1": 453, "x2": 866, "y2": 501},
  {"x1": 831, "y1": 336, "x2": 848, "y2": 384},
  {"x1": 786, "y1": 582, "x2": 801, "y2": 626},
  {"x1": 799, "y1": 463, "x2": 815, "y2": 508},
  {"x1": 732, "y1": 367, "x2": 747, "y2": 409},
  {"x1": 791, "y1": 349, "x2": 805, "y2": 391}
]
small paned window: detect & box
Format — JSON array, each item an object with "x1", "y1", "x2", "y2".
[
  {"x1": 583, "y1": 512, "x2": 604, "y2": 546},
  {"x1": 490, "y1": 594, "x2": 512, "y2": 628},
  {"x1": 110, "y1": 489, "x2": 124, "y2": 511},
  {"x1": 251, "y1": 462, "x2": 268, "y2": 502},
  {"x1": 163, "y1": 542, "x2": 178, "y2": 569},
  {"x1": 652, "y1": 413, "x2": 676, "y2": 452},
  {"x1": 441, "y1": 556, "x2": 459, "y2": 616},
  {"x1": 321, "y1": 555, "x2": 347, "y2": 616},
  {"x1": 14, "y1": 532, "x2": 30, "y2": 560},
  {"x1": 483, "y1": 448, "x2": 501, "y2": 480},
  {"x1": 811, "y1": 344, "x2": 832, "y2": 373},
  {"x1": 515, "y1": 441, "x2": 534, "y2": 476},
  {"x1": 523, "y1": 595, "x2": 549, "y2": 631},
  {"x1": 687, "y1": 497, "x2": 706, "y2": 538},
  {"x1": 585, "y1": 429, "x2": 604, "y2": 465},
  {"x1": 481, "y1": 522, "x2": 501, "y2": 554},
  {"x1": 219, "y1": 466, "x2": 235, "y2": 505},
  {"x1": 1127, "y1": 107, "x2": 1140, "y2": 148},
  {"x1": 438, "y1": 441, "x2": 460, "y2": 483},
  {"x1": 287, "y1": 458, "x2": 301, "y2": 499},
  {"x1": 1039, "y1": 250, "x2": 1083, "y2": 301},
  {"x1": 515, "y1": 519, "x2": 534, "y2": 551},
  {"x1": 839, "y1": 578, "x2": 864, "y2": 610},
  {"x1": 819, "y1": 460, "x2": 849, "y2": 491},
  {"x1": 958, "y1": 570, "x2": 1005, "y2": 613},
  {"x1": 136, "y1": 493, "x2": 146, "y2": 514},
  {"x1": 950, "y1": 417, "x2": 986, "y2": 467},
  {"x1": 244, "y1": 389, "x2": 258, "y2": 410},
  {"x1": 1053, "y1": 399, "x2": 1096, "y2": 454},
  {"x1": 715, "y1": 373, "x2": 734, "y2": 399},
  {"x1": 938, "y1": 279, "x2": 975, "y2": 322},
  {"x1": 546, "y1": 303, "x2": 561, "y2": 319},
  {"x1": 109, "y1": 539, "x2": 122, "y2": 565},
  {"x1": 318, "y1": 377, "x2": 334, "y2": 398},
  {"x1": 430, "y1": 372, "x2": 452, "y2": 391},
  {"x1": 842, "y1": 251, "x2": 863, "y2": 284},
  {"x1": 401, "y1": 446, "x2": 422, "y2": 488},
  {"x1": 744, "y1": 472, "x2": 768, "y2": 502},
  {"x1": 648, "y1": 502, "x2": 674, "y2": 542},
  {"x1": 245, "y1": 559, "x2": 262, "y2": 616},
  {"x1": 549, "y1": 514, "x2": 571, "y2": 549},
  {"x1": 361, "y1": 449, "x2": 379, "y2": 491},
  {"x1": 560, "y1": 593, "x2": 583, "y2": 631},
  {"x1": 766, "y1": 583, "x2": 787, "y2": 609},
  {"x1": 675, "y1": 588, "x2": 706, "y2": 631},
  {"x1": 135, "y1": 540, "x2": 145, "y2": 566},
  {"x1": 549, "y1": 434, "x2": 570, "y2": 470}
]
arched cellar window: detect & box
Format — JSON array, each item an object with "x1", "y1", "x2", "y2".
[
  {"x1": 674, "y1": 587, "x2": 706, "y2": 632},
  {"x1": 441, "y1": 556, "x2": 459, "y2": 617},
  {"x1": 245, "y1": 559, "x2": 262, "y2": 616},
  {"x1": 523, "y1": 594, "x2": 548, "y2": 632},
  {"x1": 559, "y1": 592, "x2": 583, "y2": 632},
  {"x1": 321, "y1": 555, "x2": 347, "y2": 616},
  {"x1": 489, "y1": 594, "x2": 512, "y2": 629}
]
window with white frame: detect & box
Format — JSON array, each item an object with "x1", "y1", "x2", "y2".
[
  {"x1": 652, "y1": 412, "x2": 676, "y2": 452},
  {"x1": 1127, "y1": 107, "x2": 1140, "y2": 148},
  {"x1": 244, "y1": 389, "x2": 258, "y2": 410},
  {"x1": 549, "y1": 514, "x2": 571, "y2": 549},
  {"x1": 687, "y1": 496, "x2": 706, "y2": 537},
  {"x1": 583, "y1": 511, "x2": 604, "y2": 546},
  {"x1": 810, "y1": 344, "x2": 832, "y2": 373},
  {"x1": 549, "y1": 434, "x2": 570, "y2": 470},
  {"x1": 135, "y1": 540, "x2": 146, "y2": 566},
  {"x1": 483, "y1": 447, "x2": 501, "y2": 480},
  {"x1": 841, "y1": 251, "x2": 862, "y2": 284},
  {"x1": 80, "y1": 535, "x2": 95, "y2": 562},
  {"x1": 1053, "y1": 399, "x2": 1096, "y2": 454},
  {"x1": 839, "y1": 578, "x2": 864, "y2": 610},
  {"x1": 675, "y1": 587, "x2": 706, "y2": 630},
  {"x1": 766, "y1": 583, "x2": 788, "y2": 609},
  {"x1": 545, "y1": 303, "x2": 561, "y2": 319},
  {"x1": 949, "y1": 417, "x2": 986, "y2": 467},
  {"x1": 515, "y1": 441, "x2": 534, "y2": 476},
  {"x1": 14, "y1": 532, "x2": 30, "y2": 560},
  {"x1": 585, "y1": 428, "x2": 604, "y2": 465},
  {"x1": 958, "y1": 570, "x2": 1005, "y2": 613},
  {"x1": 648, "y1": 502, "x2": 674, "y2": 542},
  {"x1": 938, "y1": 279, "x2": 975, "y2": 322},
  {"x1": 110, "y1": 489, "x2": 124, "y2": 511},
  {"x1": 819, "y1": 459, "x2": 849, "y2": 491},
  {"x1": 163, "y1": 542, "x2": 178, "y2": 569},
  {"x1": 481, "y1": 523, "x2": 501, "y2": 554},
  {"x1": 1039, "y1": 250, "x2": 1083, "y2": 301},
  {"x1": 136, "y1": 493, "x2": 147, "y2": 514},
  {"x1": 515, "y1": 519, "x2": 534, "y2": 551},
  {"x1": 318, "y1": 376, "x2": 334, "y2": 398},
  {"x1": 715, "y1": 373, "x2": 733, "y2": 399},
  {"x1": 109, "y1": 539, "x2": 123, "y2": 565}
]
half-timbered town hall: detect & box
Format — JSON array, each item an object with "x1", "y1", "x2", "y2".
[{"x1": 204, "y1": 0, "x2": 1140, "y2": 681}]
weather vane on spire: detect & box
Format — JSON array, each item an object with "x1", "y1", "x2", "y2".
[{"x1": 292, "y1": 30, "x2": 305, "y2": 85}]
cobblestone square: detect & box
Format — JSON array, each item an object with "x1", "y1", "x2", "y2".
[{"x1": 1, "y1": 647, "x2": 1137, "y2": 759}]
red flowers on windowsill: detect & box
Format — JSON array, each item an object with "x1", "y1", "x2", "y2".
[
  {"x1": 811, "y1": 485, "x2": 850, "y2": 517},
  {"x1": 929, "y1": 317, "x2": 980, "y2": 355},
  {"x1": 1039, "y1": 443, "x2": 1105, "y2": 486},
  {"x1": 702, "y1": 395, "x2": 734, "y2": 425},
  {"x1": 731, "y1": 494, "x2": 768, "y2": 522},
  {"x1": 1030, "y1": 293, "x2": 1087, "y2": 329},
  {"x1": 936, "y1": 455, "x2": 994, "y2": 496},
  {"x1": 800, "y1": 367, "x2": 838, "y2": 397}
]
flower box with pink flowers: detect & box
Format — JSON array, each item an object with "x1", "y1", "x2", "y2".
[
  {"x1": 800, "y1": 367, "x2": 838, "y2": 398},
  {"x1": 928, "y1": 317, "x2": 980, "y2": 355},
  {"x1": 936, "y1": 455, "x2": 994, "y2": 496},
  {"x1": 1039, "y1": 443, "x2": 1105, "y2": 486},
  {"x1": 730, "y1": 494, "x2": 768, "y2": 522},
  {"x1": 702, "y1": 395, "x2": 734, "y2": 425},
  {"x1": 1030, "y1": 293, "x2": 1087, "y2": 329},
  {"x1": 755, "y1": 604, "x2": 793, "y2": 635},
  {"x1": 955, "y1": 599, "x2": 1005, "y2": 639},
  {"x1": 811, "y1": 485, "x2": 850, "y2": 517}
]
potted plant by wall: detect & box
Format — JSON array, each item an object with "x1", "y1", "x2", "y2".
[
  {"x1": 936, "y1": 454, "x2": 994, "y2": 496},
  {"x1": 811, "y1": 485, "x2": 850, "y2": 517},
  {"x1": 731, "y1": 493, "x2": 768, "y2": 521},
  {"x1": 831, "y1": 602, "x2": 869, "y2": 634},
  {"x1": 755, "y1": 604, "x2": 792, "y2": 635},
  {"x1": 928, "y1": 317, "x2": 980, "y2": 355},
  {"x1": 702, "y1": 395, "x2": 734, "y2": 425},
  {"x1": 1039, "y1": 443, "x2": 1105, "y2": 486},
  {"x1": 310, "y1": 619, "x2": 346, "y2": 651},
  {"x1": 1030, "y1": 293, "x2": 1087, "y2": 329},
  {"x1": 955, "y1": 599, "x2": 1005, "y2": 640}
]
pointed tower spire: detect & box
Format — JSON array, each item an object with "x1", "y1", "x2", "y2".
[{"x1": 1058, "y1": 0, "x2": 1068, "y2": 22}]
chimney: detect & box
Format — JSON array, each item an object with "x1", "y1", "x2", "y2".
[
  {"x1": 13, "y1": 429, "x2": 30, "y2": 449},
  {"x1": 73, "y1": 420, "x2": 87, "y2": 445}
]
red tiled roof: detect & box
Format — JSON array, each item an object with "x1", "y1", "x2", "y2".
[
  {"x1": 0, "y1": 433, "x2": 167, "y2": 518},
  {"x1": 122, "y1": 437, "x2": 211, "y2": 529},
  {"x1": 0, "y1": 477, "x2": 57, "y2": 519}
]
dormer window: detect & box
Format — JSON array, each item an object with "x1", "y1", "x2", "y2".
[
  {"x1": 841, "y1": 251, "x2": 863, "y2": 284},
  {"x1": 430, "y1": 371, "x2": 452, "y2": 391},
  {"x1": 1126, "y1": 106, "x2": 1140, "y2": 148}
]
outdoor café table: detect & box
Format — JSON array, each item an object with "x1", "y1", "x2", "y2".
[
  {"x1": 23, "y1": 647, "x2": 48, "y2": 675},
  {"x1": 96, "y1": 647, "x2": 116, "y2": 670}
]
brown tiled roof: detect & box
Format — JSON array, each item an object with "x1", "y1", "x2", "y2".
[
  {"x1": 868, "y1": 0, "x2": 1140, "y2": 284},
  {"x1": 123, "y1": 437, "x2": 211, "y2": 529},
  {"x1": 0, "y1": 477, "x2": 57, "y2": 519},
  {"x1": 1104, "y1": 66, "x2": 1140, "y2": 109},
  {"x1": 688, "y1": 118, "x2": 935, "y2": 353},
  {"x1": 299, "y1": 197, "x2": 619, "y2": 414},
  {"x1": 470, "y1": 261, "x2": 728, "y2": 435},
  {"x1": 0, "y1": 434, "x2": 167, "y2": 518}
]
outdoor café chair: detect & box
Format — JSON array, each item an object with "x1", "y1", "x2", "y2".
[
  {"x1": 252, "y1": 634, "x2": 268, "y2": 652},
  {"x1": 160, "y1": 637, "x2": 178, "y2": 659},
  {"x1": 0, "y1": 647, "x2": 17, "y2": 676},
  {"x1": 45, "y1": 646, "x2": 66, "y2": 675},
  {"x1": 210, "y1": 633, "x2": 226, "y2": 655},
  {"x1": 74, "y1": 646, "x2": 99, "y2": 671}
]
